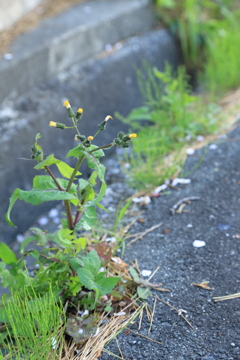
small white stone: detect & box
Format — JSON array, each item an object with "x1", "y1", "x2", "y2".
[
  {"x1": 53, "y1": 217, "x2": 60, "y2": 224},
  {"x1": 132, "y1": 196, "x2": 151, "y2": 205},
  {"x1": 197, "y1": 135, "x2": 204, "y2": 142},
  {"x1": 141, "y1": 270, "x2": 152, "y2": 277},
  {"x1": 38, "y1": 216, "x2": 49, "y2": 226},
  {"x1": 105, "y1": 44, "x2": 112, "y2": 52},
  {"x1": 4, "y1": 53, "x2": 13, "y2": 60},
  {"x1": 115, "y1": 42, "x2": 123, "y2": 50},
  {"x1": 48, "y1": 208, "x2": 59, "y2": 218},
  {"x1": 186, "y1": 148, "x2": 195, "y2": 155},
  {"x1": 16, "y1": 234, "x2": 24, "y2": 243},
  {"x1": 115, "y1": 311, "x2": 126, "y2": 316},
  {"x1": 106, "y1": 237, "x2": 116, "y2": 243},
  {"x1": 152, "y1": 184, "x2": 167, "y2": 195},
  {"x1": 171, "y1": 178, "x2": 191, "y2": 187},
  {"x1": 187, "y1": 224, "x2": 193, "y2": 228},
  {"x1": 193, "y1": 240, "x2": 206, "y2": 248},
  {"x1": 209, "y1": 144, "x2": 217, "y2": 150},
  {"x1": 78, "y1": 329, "x2": 84, "y2": 334}
]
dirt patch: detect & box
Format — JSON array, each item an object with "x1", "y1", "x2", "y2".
[{"x1": 0, "y1": 0, "x2": 87, "y2": 55}]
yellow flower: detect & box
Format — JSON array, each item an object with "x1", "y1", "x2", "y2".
[
  {"x1": 104, "y1": 115, "x2": 113, "y2": 122},
  {"x1": 128, "y1": 133, "x2": 137, "y2": 138},
  {"x1": 87, "y1": 136, "x2": 94, "y2": 141},
  {"x1": 49, "y1": 121, "x2": 57, "y2": 127},
  {"x1": 63, "y1": 100, "x2": 71, "y2": 109},
  {"x1": 77, "y1": 108, "x2": 83, "y2": 114}
]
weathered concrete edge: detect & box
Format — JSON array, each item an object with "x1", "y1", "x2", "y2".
[
  {"x1": 0, "y1": 0, "x2": 154, "y2": 104},
  {"x1": 0, "y1": 28, "x2": 181, "y2": 244}
]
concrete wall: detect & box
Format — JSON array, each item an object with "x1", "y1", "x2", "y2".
[{"x1": 0, "y1": 0, "x2": 42, "y2": 31}]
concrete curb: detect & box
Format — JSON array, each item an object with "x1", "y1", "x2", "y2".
[
  {"x1": 0, "y1": 0, "x2": 181, "y2": 244},
  {"x1": 0, "y1": 0, "x2": 154, "y2": 104}
]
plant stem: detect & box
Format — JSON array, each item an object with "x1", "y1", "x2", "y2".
[
  {"x1": 44, "y1": 166, "x2": 64, "y2": 190},
  {"x1": 66, "y1": 155, "x2": 84, "y2": 192},
  {"x1": 89, "y1": 143, "x2": 114, "y2": 154},
  {"x1": 64, "y1": 200, "x2": 74, "y2": 230}
]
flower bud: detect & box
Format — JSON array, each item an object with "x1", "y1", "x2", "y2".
[
  {"x1": 49, "y1": 121, "x2": 57, "y2": 127},
  {"x1": 63, "y1": 100, "x2": 75, "y2": 118},
  {"x1": 87, "y1": 136, "x2": 94, "y2": 141},
  {"x1": 49, "y1": 121, "x2": 66, "y2": 129},
  {"x1": 104, "y1": 115, "x2": 112, "y2": 122},
  {"x1": 76, "y1": 108, "x2": 83, "y2": 120}
]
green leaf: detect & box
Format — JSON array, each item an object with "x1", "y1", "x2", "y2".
[
  {"x1": 66, "y1": 145, "x2": 85, "y2": 158},
  {"x1": 20, "y1": 236, "x2": 36, "y2": 253},
  {"x1": 83, "y1": 151, "x2": 106, "y2": 182},
  {"x1": 77, "y1": 268, "x2": 97, "y2": 290},
  {"x1": 79, "y1": 179, "x2": 90, "y2": 191},
  {"x1": 33, "y1": 175, "x2": 76, "y2": 194},
  {"x1": 5, "y1": 188, "x2": 19, "y2": 227},
  {"x1": 86, "y1": 182, "x2": 107, "y2": 207},
  {"x1": 33, "y1": 175, "x2": 57, "y2": 190},
  {"x1": 88, "y1": 145, "x2": 105, "y2": 159},
  {"x1": 69, "y1": 257, "x2": 84, "y2": 271},
  {"x1": 79, "y1": 206, "x2": 97, "y2": 229},
  {"x1": 34, "y1": 154, "x2": 60, "y2": 169},
  {"x1": 0, "y1": 242, "x2": 17, "y2": 265},
  {"x1": 137, "y1": 286, "x2": 151, "y2": 299},
  {"x1": 129, "y1": 266, "x2": 140, "y2": 282},
  {"x1": 57, "y1": 228, "x2": 75, "y2": 246},
  {"x1": 18, "y1": 189, "x2": 77, "y2": 205},
  {"x1": 72, "y1": 237, "x2": 87, "y2": 251},
  {"x1": 96, "y1": 277, "x2": 120, "y2": 297},
  {"x1": 56, "y1": 161, "x2": 81, "y2": 179},
  {"x1": 88, "y1": 171, "x2": 98, "y2": 185},
  {"x1": 96, "y1": 203, "x2": 110, "y2": 213},
  {"x1": 82, "y1": 250, "x2": 101, "y2": 275}
]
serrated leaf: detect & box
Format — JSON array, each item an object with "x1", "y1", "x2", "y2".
[
  {"x1": 18, "y1": 189, "x2": 77, "y2": 205},
  {"x1": 56, "y1": 161, "x2": 81, "y2": 179},
  {"x1": 33, "y1": 175, "x2": 76, "y2": 194},
  {"x1": 34, "y1": 154, "x2": 60, "y2": 169},
  {"x1": 0, "y1": 242, "x2": 17, "y2": 265},
  {"x1": 82, "y1": 250, "x2": 101, "y2": 275}
]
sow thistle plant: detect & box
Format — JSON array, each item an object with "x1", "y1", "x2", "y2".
[{"x1": 0, "y1": 100, "x2": 137, "y2": 349}]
